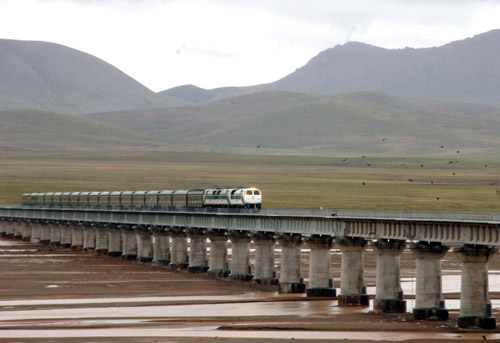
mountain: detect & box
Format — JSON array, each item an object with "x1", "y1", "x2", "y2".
[
  {"x1": 83, "y1": 91, "x2": 500, "y2": 157},
  {"x1": 0, "y1": 39, "x2": 186, "y2": 115},
  {"x1": 158, "y1": 84, "x2": 216, "y2": 105},
  {"x1": 0, "y1": 109, "x2": 171, "y2": 150},
  {"x1": 262, "y1": 29, "x2": 500, "y2": 106}
]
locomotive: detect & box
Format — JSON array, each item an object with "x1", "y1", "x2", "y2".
[{"x1": 22, "y1": 188, "x2": 262, "y2": 209}]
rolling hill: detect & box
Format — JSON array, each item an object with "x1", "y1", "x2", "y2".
[
  {"x1": 83, "y1": 91, "x2": 500, "y2": 157},
  {"x1": 0, "y1": 109, "x2": 172, "y2": 150}
]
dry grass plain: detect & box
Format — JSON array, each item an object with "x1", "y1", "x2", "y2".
[{"x1": 0, "y1": 151, "x2": 499, "y2": 212}]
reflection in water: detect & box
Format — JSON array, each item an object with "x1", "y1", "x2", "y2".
[{"x1": 0, "y1": 328, "x2": 499, "y2": 340}]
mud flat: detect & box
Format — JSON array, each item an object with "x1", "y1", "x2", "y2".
[{"x1": 1, "y1": 238, "x2": 500, "y2": 342}]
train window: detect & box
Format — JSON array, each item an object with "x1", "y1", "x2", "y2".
[
  {"x1": 254, "y1": 190, "x2": 260, "y2": 195},
  {"x1": 247, "y1": 190, "x2": 253, "y2": 195},
  {"x1": 231, "y1": 190, "x2": 236, "y2": 195}
]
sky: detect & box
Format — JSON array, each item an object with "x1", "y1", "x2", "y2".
[{"x1": 1, "y1": 0, "x2": 500, "y2": 92}]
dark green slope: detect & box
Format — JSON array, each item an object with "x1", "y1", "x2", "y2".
[
  {"x1": 0, "y1": 109, "x2": 169, "y2": 150},
  {"x1": 83, "y1": 91, "x2": 500, "y2": 157}
]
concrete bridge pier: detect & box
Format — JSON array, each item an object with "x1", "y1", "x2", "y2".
[
  {"x1": 4, "y1": 220, "x2": 14, "y2": 239},
  {"x1": 70, "y1": 223, "x2": 84, "y2": 250},
  {"x1": 82, "y1": 225, "x2": 96, "y2": 251},
  {"x1": 30, "y1": 221, "x2": 41, "y2": 243},
  {"x1": 151, "y1": 228, "x2": 170, "y2": 266},
  {"x1": 186, "y1": 228, "x2": 208, "y2": 273},
  {"x1": 49, "y1": 222, "x2": 61, "y2": 246},
  {"x1": 252, "y1": 232, "x2": 278, "y2": 285},
  {"x1": 40, "y1": 222, "x2": 51, "y2": 244},
  {"x1": 410, "y1": 241, "x2": 449, "y2": 320},
  {"x1": 121, "y1": 227, "x2": 137, "y2": 260},
  {"x1": 337, "y1": 237, "x2": 369, "y2": 306},
  {"x1": 13, "y1": 221, "x2": 24, "y2": 239},
  {"x1": 373, "y1": 239, "x2": 406, "y2": 313},
  {"x1": 277, "y1": 234, "x2": 306, "y2": 293},
  {"x1": 94, "y1": 225, "x2": 109, "y2": 255},
  {"x1": 456, "y1": 244, "x2": 498, "y2": 329},
  {"x1": 4, "y1": 220, "x2": 15, "y2": 238},
  {"x1": 21, "y1": 221, "x2": 32, "y2": 241},
  {"x1": 107, "y1": 225, "x2": 122, "y2": 257},
  {"x1": 169, "y1": 228, "x2": 189, "y2": 269},
  {"x1": 207, "y1": 230, "x2": 229, "y2": 278},
  {"x1": 0, "y1": 219, "x2": 6, "y2": 237},
  {"x1": 136, "y1": 227, "x2": 153, "y2": 263},
  {"x1": 305, "y1": 235, "x2": 335, "y2": 297},
  {"x1": 228, "y1": 231, "x2": 253, "y2": 281},
  {"x1": 60, "y1": 222, "x2": 72, "y2": 248}
]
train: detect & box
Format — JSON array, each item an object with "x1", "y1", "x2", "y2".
[{"x1": 21, "y1": 188, "x2": 262, "y2": 209}]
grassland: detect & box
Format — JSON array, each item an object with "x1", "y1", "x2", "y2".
[{"x1": 1, "y1": 151, "x2": 499, "y2": 212}]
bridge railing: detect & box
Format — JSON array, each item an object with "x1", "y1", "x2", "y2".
[{"x1": 1, "y1": 205, "x2": 499, "y2": 224}]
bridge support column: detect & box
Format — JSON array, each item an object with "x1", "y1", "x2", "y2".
[
  {"x1": 136, "y1": 227, "x2": 153, "y2": 263},
  {"x1": 60, "y1": 223, "x2": 72, "y2": 248},
  {"x1": 252, "y1": 232, "x2": 278, "y2": 285},
  {"x1": 21, "y1": 222, "x2": 32, "y2": 241},
  {"x1": 277, "y1": 234, "x2": 305, "y2": 293},
  {"x1": 50, "y1": 222, "x2": 61, "y2": 246},
  {"x1": 83, "y1": 226, "x2": 95, "y2": 251},
  {"x1": 207, "y1": 230, "x2": 229, "y2": 278},
  {"x1": 228, "y1": 232, "x2": 253, "y2": 281},
  {"x1": 94, "y1": 226, "x2": 109, "y2": 254},
  {"x1": 169, "y1": 229, "x2": 188, "y2": 269},
  {"x1": 0, "y1": 220, "x2": 6, "y2": 237},
  {"x1": 107, "y1": 226, "x2": 122, "y2": 257},
  {"x1": 40, "y1": 223, "x2": 51, "y2": 244},
  {"x1": 305, "y1": 235, "x2": 335, "y2": 297},
  {"x1": 30, "y1": 222, "x2": 41, "y2": 244},
  {"x1": 337, "y1": 237, "x2": 369, "y2": 306},
  {"x1": 71, "y1": 224, "x2": 83, "y2": 250},
  {"x1": 121, "y1": 227, "x2": 137, "y2": 260},
  {"x1": 4, "y1": 220, "x2": 14, "y2": 238},
  {"x1": 410, "y1": 242, "x2": 449, "y2": 320},
  {"x1": 186, "y1": 229, "x2": 208, "y2": 273},
  {"x1": 373, "y1": 239, "x2": 406, "y2": 313},
  {"x1": 456, "y1": 244, "x2": 497, "y2": 329},
  {"x1": 152, "y1": 229, "x2": 170, "y2": 266},
  {"x1": 13, "y1": 221, "x2": 23, "y2": 239}
]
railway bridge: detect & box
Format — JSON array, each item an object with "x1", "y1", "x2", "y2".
[{"x1": 1, "y1": 205, "x2": 500, "y2": 329}]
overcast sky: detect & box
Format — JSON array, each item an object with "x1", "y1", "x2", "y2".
[{"x1": 1, "y1": 0, "x2": 499, "y2": 92}]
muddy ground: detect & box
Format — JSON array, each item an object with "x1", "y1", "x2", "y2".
[{"x1": 1, "y1": 237, "x2": 500, "y2": 342}]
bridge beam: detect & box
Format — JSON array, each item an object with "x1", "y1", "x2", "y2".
[
  {"x1": 207, "y1": 230, "x2": 229, "y2": 278},
  {"x1": 169, "y1": 228, "x2": 189, "y2": 269},
  {"x1": 277, "y1": 234, "x2": 305, "y2": 293},
  {"x1": 410, "y1": 241, "x2": 449, "y2": 320},
  {"x1": 373, "y1": 239, "x2": 406, "y2": 313},
  {"x1": 186, "y1": 228, "x2": 208, "y2": 273},
  {"x1": 305, "y1": 235, "x2": 335, "y2": 297},
  {"x1": 337, "y1": 237, "x2": 369, "y2": 306},
  {"x1": 151, "y1": 228, "x2": 170, "y2": 266},
  {"x1": 136, "y1": 227, "x2": 153, "y2": 263},
  {"x1": 228, "y1": 231, "x2": 253, "y2": 281},
  {"x1": 456, "y1": 244, "x2": 498, "y2": 329},
  {"x1": 252, "y1": 232, "x2": 277, "y2": 285}
]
